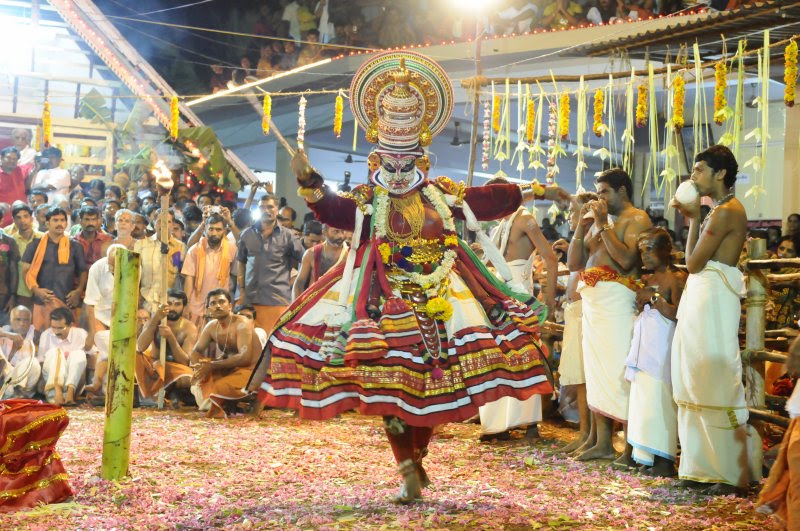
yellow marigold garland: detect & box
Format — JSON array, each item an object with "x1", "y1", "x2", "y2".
[
  {"x1": 333, "y1": 93, "x2": 343, "y2": 138},
  {"x1": 378, "y1": 243, "x2": 391, "y2": 264},
  {"x1": 592, "y1": 89, "x2": 604, "y2": 137},
  {"x1": 785, "y1": 40, "x2": 798, "y2": 107},
  {"x1": 426, "y1": 296, "x2": 453, "y2": 322},
  {"x1": 444, "y1": 234, "x2": 458, "y2": 247},
  {"x1": 169, "y1": 96, "x2": 179, "y2": 140},
  {"x1": 635, "y1": 85, "x2": 648, "y2": 127},
  {"x1": 559, "y1": 92, "x2": 570, "y2": 140},
  {"x1": 492, "y1": 94, "x2": 501, "y2": 133},
  {"x1": 672, "y1": 74, "x2": 685, "y2": 131},
  {"x1": 42, "y1": 101, "x2": 52, "y2": 148},
  {"x1": 714, "y1": 61, "x2": 728, "y2": 125},
  {"x1": 262, "y1": 94, "x2": 272, "y2": 135},
  {"x1": 525, "y1": 98, "x2": 535, "y2": 144}
]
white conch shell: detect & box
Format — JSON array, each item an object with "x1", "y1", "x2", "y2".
[{"x1": 674, "y1": 180, "x2": 699, "y2": 205}]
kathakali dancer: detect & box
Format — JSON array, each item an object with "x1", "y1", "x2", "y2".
[{"x1": 248, "y1": 51, "x2": 562, "y2": 502}]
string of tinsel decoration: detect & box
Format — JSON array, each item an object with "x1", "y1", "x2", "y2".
[
  {"x1": 672, "y1": 74, "x2": 685, "y2": 131},
  {"x1": 592, "y1": 89, "x2": 604, "y2": 137},
  {"x1": 635, "y1": 85, "x2": 647, "y2": 127},
  {"x1": 525, "y1": 97, "x2": 535, "y2": 144},
  {"x1": 262, "y1": 94, "x2": 272, "y2": 135},
  {"x1": 482, "y1": 100, "x2": 491, "y2": 170},
  {"x1": 298, "y1": 96, "x2": 307, "y2": 149},
  {"x1": 714, "y1": 61, "x2": 728, "y2": 125},
  {"x1": 333, "y1": 93, "x2": 343, "y2": 138},
  {"x1": 558, "y1": 92, "x2": 570, "y2": 140},
  {"x1": 785, "y1": 40, "x2": 798, "y2": 107},
  {"x1": 492, "y1": 94, "x2": 501, "y2": 133},
  {"x1": 546, "y1": 102, "x2": 556, "y2": 184},
  {"x1": 169, "y1": 96, "x2": 179, "y2": 140},
  {"x1": 42, "y1": 101, "x2": 52, "y2": 148}
]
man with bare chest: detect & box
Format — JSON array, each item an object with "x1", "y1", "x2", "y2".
[
  {"x1": 567, "y1": 168, "x2": 651, "y2": 465},
  {"x1": 479, "y1": 187, "x2": 558, "y2": 441},
  {"x1": 135, "y1": 289, "x2": 197, "y2": 402},
  {"x1": 669, "y1": 145, "x2": 761, "y2": 494},
  {"x1": 190, "y1": 289, "x2": 259, "y2": 418},
  {"x1": 292, "y1": 224, "x2": 347, "y2": 300}
]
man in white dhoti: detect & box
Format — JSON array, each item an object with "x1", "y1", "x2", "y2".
[
  {"x1": 625, "y1": 228, "x2": 685, "y2": 476},
  {"x1": 478, "y1": 184, "x2": 558, "y2": 441},
  {"x1": 555, "y1": 192, "x2": 597, "y2": 454},
  {"x1": 39, "y1": 306, "x2": 88, "y2": 405},
  {"x1": 568, "y1": 169, "x2": 652, "y2": 466},
  {"x1": 0, "y1": 306, "x2": 40, "y2": 398},
  {"x1": 670, "y1": 145, "x2": 762, "y2": 495}
]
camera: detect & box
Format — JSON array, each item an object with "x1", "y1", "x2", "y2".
[{"x1": 210, "y1": 205, "x2": 222, "y2": 214}]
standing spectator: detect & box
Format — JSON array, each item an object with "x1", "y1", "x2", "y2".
[
  {"x1": 38, "y1": 307, "x2": 88, "y2": 406},
  {"x1": 278, "y1": 205, "x2": 299, "y2": 233},
  {"x1": 102, "y1": 199, "x2": 120, "y2": 236},
  {"x1": 282, "y1": 0, "x2": 303, "y2": 41},
  {"x1": 30, "y1": 147, "x2": 71, "y2": 202},
  {"x1": 669, "y1": 145, "x2": 761, "y2": 494},
  {"x1": 21, "y1": 206, "x2": 87, "y2": 332},
  {"x1": 9, "y1": 203, "x2": 43, "y2": 309},
  {"x1": 315, "y1": 0, "x2": 336, "y2": 43},
  {"x1": 0, "y1": 147, "x2": 28, "y2": 226},
  {"x1": 586, "y1": 0, "x2": 621, "y2": 24},
  {"x1": 279, "y1": 40, "x2": 298, "y2": 70},
  {"x1": 134, "y1": 209, "x2": 186, "y2": 312},
  {"x1": 182, "y1": 213, "x2": 237, "y2": 327},
  {"x1": 0, "y1": 228, "x2": 20, "y2": 325},
  {"x1": 73, "y1": 206, "x2": 112, "y2": 268},
  {"x1": 236, "y1": 194, "x2": 304, "y2": 335}
]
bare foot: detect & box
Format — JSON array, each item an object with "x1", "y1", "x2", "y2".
[
  {"x1": 642, "y1": 457, "x2": 676, "y2": 477},
  {"x1": 554, "y1": 433, "x2": 590, "y2": 454},
  {"x1": 705, "y1": 483, "x2": 744, "y2": 497},
  {"x1": 392, "y1": 459, "x2": 422, "y2": 504},
  {"x1": 575, "y1": 444, "x2": 616, "y2": 461},
  {"x1": 53, "y1": 386, "x2": 64, "y2": 405},
  {"x1": 674, "y1": 479, "x2": 707, "y2": 489},
  {"x1": 524, "y1": 424, "x2": 540, "y2": 442},
  {"x1": 64, "y1": 385, "x2": 77, "y2": 406},
  {"x1": 611, "y1": 453, "x2": 638, "y2": 470}
]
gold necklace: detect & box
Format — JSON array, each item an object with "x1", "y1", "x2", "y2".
[
  {"x1": 385, "y1": 192, "x2": 425, "y2": 242},
  {"x1": 215, "y1": 318, "x2": 233, "y2": 356},
  {"x1": 703, "y1": 192, "x2": 735, "y2": 225}
]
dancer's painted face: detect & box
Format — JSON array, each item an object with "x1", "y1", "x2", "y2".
[{"x1": 371, "y1": 153, "x2": 424, "y2": 195}]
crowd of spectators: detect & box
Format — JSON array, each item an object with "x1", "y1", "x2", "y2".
[{"x1": 209, "y1": 0, "x2": 759, "y2": 92}]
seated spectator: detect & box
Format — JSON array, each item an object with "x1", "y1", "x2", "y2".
[
  {"x1": 102, "y1": 199, "x2": 121, "y2": 236},
  {"x1": 655, "y1": 0, "x2": 684, "y2": 13},
  {"x1": 22, "y1": 206, "x2": 87, "y2": 332},
  {"x1": 84, "y1": 178, "x2": 105, "y2": 203},
  {"x1": 496, "y1": 0, "x2": 539, "y2": 35},
  {"x1": 190, "y1": 289, "x2": 259, "y2": 418},
  {"x1": 256, "y1": 45, "x2": 275, "y2": 78},
  {"x1": 69, "y1": 188, "x2": 86, "y2": 212},
  {"x1": 0, "y1": 306, "x2": 39, "y2": 399},
  {"x1": 296, "y1": 29, "x2": 325, "y2": 67},
  {"x1": 279, "y1": 40, "x2": 299, "y2": 70},
  {"x1": 586, "y1": 0, "x2": 623, "y2": 24},
  {"x1": 0, "y1": 227, "x2": 20, "y2": 324},
  {"x1": 38, "y1": 306, "x2": 88, "y2": 406},
  {"x1": 786, "y1": 212, "x2": 800, "y2": 240},
  {"x1": 234, "y1": 304, "x2": 267, "y2": 348},
  {"x1": 210, "y1": 64, "x2": 230, "y2": 93},
  {"x1": 105, "y1": 184, "x2": 122, "y2": 204},
  {"x1": 230, "y1": 56, "x2": 255, "y2": 86},
  {"x1": 540, "y1": 0, "x2": 584, "y2": 29},
  {"x1": 376, "y1": 6, "x2": 416, "y2": 49},
  {"x1": 767, "y1": 236, "x2": 800, "y2": 330},
  {"x1": 135, "y1": 289, "x2": 197, "y2": 404}
]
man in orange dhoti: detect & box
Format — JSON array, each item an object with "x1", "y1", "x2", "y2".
[
  {"x1": 135, "y1": 289, "x2": 197, "y2": 403},
  {"x1": 190, "y1": 289, "x2": 258, "y2": 418},
  {"x1": 757, "y1": 335, "x2": 800, "y2": 527}
]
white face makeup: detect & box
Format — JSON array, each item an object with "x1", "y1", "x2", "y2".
[{"x1": 371, "y1": 152, "x2": 425, "y2": 194}]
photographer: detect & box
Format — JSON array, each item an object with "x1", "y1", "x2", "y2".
[{"x1": 30, "y1": 147, "x2": 71, "y2": 202}]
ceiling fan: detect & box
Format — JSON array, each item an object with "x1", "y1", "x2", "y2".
[
  {"x1": 450, "y1": 121, "x2": 470, "y2": 147},
  {"x1": 344, "y1": 154, "x2": 367, "y2": 163}
]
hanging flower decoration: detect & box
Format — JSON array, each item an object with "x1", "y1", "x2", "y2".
[
  {"x1": 592, "y1": 89, "x2": 604, "y2": 137},
  {"x1": 671, "y1": 73, "x2": 685, "y2": 131},
  {"x1": 482, "y1": 99, "x2": 491, "y2": 170},
  {"x1": 262, "y1": 94, "x2": 272, "y2": 135},
  {"x1": 333, "y1": 92, "x2": 344, "y2": 138},
  {"x1": 785, "y1": 40, "x2": 798, "y2": 107},
  {"x1": 492, "y1": 94, "x2": 502, "y2": 133},
  {"x1": 298, "y1": 95, "x2": 307, "y2": 150},
  {"x1": 42, "y1": 101, "x2": 52, "y2": 148},
  {"x1": 525, "y1": 97, "x2": 535, "y2": 144},
  {"x1": 169, "y1": 96, "x2": 179, "y2": 140},
  {"x1": 546, "y1": 103, "x2": 557, "y2": 185},
  {"x1": 636, "y1": 85, "x2": 648, "y2": 128},
  {"x1": 558, "y1": 92, "x2": 570, "y2": 140},
  {"x1": 714, "y1": 60, "x2": 728, "y2": 125}
]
